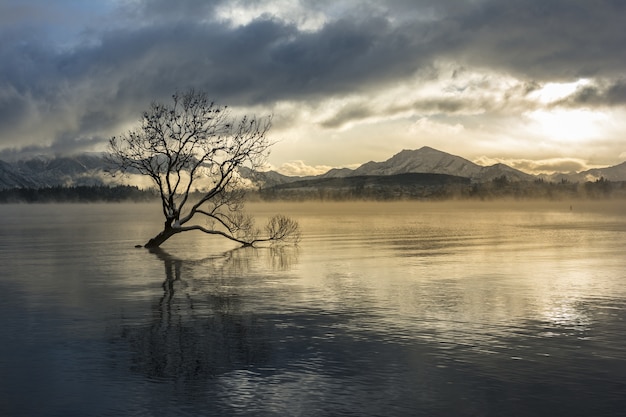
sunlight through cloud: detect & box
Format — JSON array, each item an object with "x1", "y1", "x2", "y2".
[
  {"x1": 528, "y1": 79, "x2": 591, "y2": 104},
  {"x1": 524, "y1": 108, "x2": 609, "y2": 142}
]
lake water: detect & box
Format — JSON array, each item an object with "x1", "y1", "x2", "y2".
[{"x1": 1, "y1": 201, "x2": 625, "y2": 416}]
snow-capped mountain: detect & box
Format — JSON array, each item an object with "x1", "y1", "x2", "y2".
[
  {"x1": 319, "y1": 147, "x2": 534, "y2": 182},
  {"x1": 351, "y1": 147, "x2": 484, "y2": 178},
  {"x1": 476, "y1": 163, "x2": 534, "y2": 182},
  {"x1": 0, "y1": 148, "x2": 624, "y2": 190},
  {"x1": 0, "y1": 154, "x2": 110, "y2": 189},
  {"x1": 0, "y1": 160, "x2": 40, "y2": 189},
  {"x1": 553, "y1": 161, "x2": 626, "y2": 183},
  {"x1": 582, "y1": 161, "x2": 626, "y2": 181}
]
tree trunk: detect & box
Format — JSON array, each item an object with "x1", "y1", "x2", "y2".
[{"x1": 144, "y1": 224, "x2": 180, "y2": 248}]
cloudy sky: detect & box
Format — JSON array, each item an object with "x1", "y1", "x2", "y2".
[{"x1": 1, "y1": 0, "x2": 625, "y2": 175}]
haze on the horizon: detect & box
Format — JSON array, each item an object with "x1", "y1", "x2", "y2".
[{"x1": 1, "y1": 0, "x2": 625, "y2": 176}]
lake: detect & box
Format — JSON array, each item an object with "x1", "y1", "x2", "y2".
[{"x1": 1, "y1": 201, "x2": 625, "y2": 416}]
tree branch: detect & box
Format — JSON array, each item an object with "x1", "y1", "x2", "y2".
[{"x1": 107, "y1": 89, "x2": 299, "y2": 249}]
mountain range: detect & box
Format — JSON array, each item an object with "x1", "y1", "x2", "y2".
[
  {"x1": 1, "y1": 146, "x2": 625, "y2": 190},
  {"x1": 324, "y1": 147, "x2": 535, "y2": 182},
  {"x1": 0, "y1": 153, "x2": 110, "y2": 189},
  {"x1": 250, "y1": 147, "x2": 626, "y2": 187}
]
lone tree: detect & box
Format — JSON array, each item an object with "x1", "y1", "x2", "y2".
[{"x1": 108, "y1": 90, "x2": 300, "y2": 248}]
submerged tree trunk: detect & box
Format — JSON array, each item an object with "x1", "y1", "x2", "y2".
[
  {"x1": 144, "y1": 223, "x2": 181, "y2": 248},
  {"x1": 142, "y1": 214, "x2": 301, "y2": 249}
]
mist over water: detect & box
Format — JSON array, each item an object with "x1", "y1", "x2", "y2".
[{"x1": 1, "y1": 201, "x2": 625, "y2": 416}]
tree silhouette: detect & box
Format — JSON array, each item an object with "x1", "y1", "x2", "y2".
[{"x1": 108, "y1": 90, "x2": 300, "y2": 248}]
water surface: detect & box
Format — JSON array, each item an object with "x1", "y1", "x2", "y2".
[{"x1": 1, "y1": 201, "x2": 625, "y2": 416}]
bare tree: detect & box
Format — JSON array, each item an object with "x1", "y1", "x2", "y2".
[{"x1": 108, "y1": 90, "x2": 300, "y2": 248}]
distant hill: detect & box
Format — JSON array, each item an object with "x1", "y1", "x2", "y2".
[
  {"x1": 351, "y1": 147, "x2": 483, "y2": 178},
  {"x1": 317, "y1": 167, "x2": 354, "y2": 179},
  {"x1": 477, "y1": 163, "x2": 534, "y2": 182},
  {"x1": 547, "y1": 162, "x2": 626, "y2": 182},
  {"x1": 270, "y1": 172, "x2": 470, "y2": 189},
  {"x1": 237, "y1": 166, "x2": 294, "y2": 187},
  {"x1": 259, "y1": 172, "x2": 471, "y2": 200},
  {"x1": 346, "y1": 147, "x2": 534, "y2": 182},
  {"x1": 0, "y1": 154, "x2": 109, "y2": 189},
  {"x1": 255, "y1": 146, "x2": 533, "y2": 184},
  {"x1": 0, "y1": 147, "x2": 624, "y2": 191}
]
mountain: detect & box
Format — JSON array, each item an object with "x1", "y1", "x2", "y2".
[
  {"x1": 572, "y1": 162, "x2": 626, "y2": 182},
  {"x1": 0, "y1": 148, "x2": 624, "y2": 191},
  {"x1": 317, "y1": 167, "x2": 354, "y2": 178},
  {"x1": 476, "y1": 163, "x2": 534, "y2": 182},
  {"x1": 352, "y1": 147, "x2": 483, "y2": 178},
  {"x1": 0, "y1": 154, "x2": 110, "y2": 189},
  {"x1": 237, "y1": 166, "x2": 295, "y2": 187},
  {"x1": 269, "y1": 172, "x2": 469, "y2": 190},
  {"x1": 538, "y1": 161, "x2": 626, "y2": 183},
  {"x1": 345, "y1": 147, "x2": 534, "y2": 182}
]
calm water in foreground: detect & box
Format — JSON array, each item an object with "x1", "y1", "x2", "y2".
[{"x1": 1, "y1": 201, "x2": 625, "y2": 417}]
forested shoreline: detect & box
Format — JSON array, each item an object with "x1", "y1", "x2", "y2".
[
  {"x1": 258, "y1": 175, "x2": 626, "y2": 201},
  {"x1": 0, "y1": 185, "x2": 158, "y2": 203}
]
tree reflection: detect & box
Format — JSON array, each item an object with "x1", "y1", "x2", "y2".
[{"x1": 117, "y1": 246, "x2": 299, "y2": 381}]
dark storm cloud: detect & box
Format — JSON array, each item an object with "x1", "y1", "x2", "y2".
[
  {"x1": 0, "y1": 88, "x2": 30, "y2": 128},
  {"x1": 2, "y1": 11, "x2": 415, "y2": 103},
  {"x1": 0, "y1": 5, "x2": 432, "y2": 151},
  {"x1": 1, "y1": 0, "x2": 625, "y2": 156},
  {"x1": 556, "y1": 79, "x2": 626, "y2": 107},
  {"x1": 439, "y1": 0, "x2": 626, "y2": 79},
  {"x1": 319, "y1": 97, "x2": 484, "y2": 129},
  {"x1": 122, "y1": 0, "x2": 220, "y2": 20},
  {"x1": 320, "y1": 105, "x2": 375, "y2": 129},
  {"x1": 82, "y1": 1, "x2": 626, "y2": 100}
]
